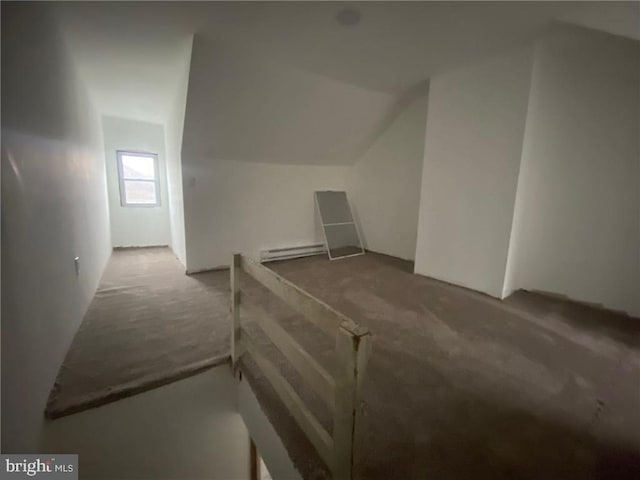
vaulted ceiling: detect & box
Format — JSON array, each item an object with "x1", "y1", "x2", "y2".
[
  {"x1": 52, "y1": 1, "x2": 638, "y2": 165},
  {"x1": 182, "y1": 37, "x2": 399, "y2": 164}
]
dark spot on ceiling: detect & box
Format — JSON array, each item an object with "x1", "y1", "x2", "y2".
[{"x1": 335, "y1": 8, "x2": 362, "y2": 27}]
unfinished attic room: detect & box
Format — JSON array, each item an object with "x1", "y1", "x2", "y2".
[{"x1": 2, "y1": 1, "x2": 640, "y2": 479}]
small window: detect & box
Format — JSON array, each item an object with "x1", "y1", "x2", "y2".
[{"x1": 117, "y1": 151, "x2": 160, "y2": 206}]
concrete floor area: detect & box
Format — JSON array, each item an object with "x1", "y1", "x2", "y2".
[{"x1": 42, "y1": 366, "x2": 250, "y2": 480}]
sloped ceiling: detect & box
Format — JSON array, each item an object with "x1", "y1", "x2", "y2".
[
  {"x1": 182, "y1": 38, "x2": 398, "y2": 165},
  {"x1": 194, "y1": 1, "x2": 587, "y2": 93},
  {"x1": 53, "y1": 3, "x2": 194, "y2": 125},
  {"x1": 560, "y1": 2, "x2": 640, "y2": 42},
  {"x1": 52, "y1": 1, "x2": 621, "y2": 165}
]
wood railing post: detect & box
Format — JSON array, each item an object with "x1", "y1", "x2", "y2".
[
  {"x1": 231, "y1": 253, "x2": 241, "y2": 369},
  {"x1": 332, "y1": 323, "x2": 372, "y2": 480}
]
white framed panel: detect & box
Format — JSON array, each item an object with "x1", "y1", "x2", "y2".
[
  {"x1": 315, "y1": 191, "x2": 364, "y2": 260},
  {"x1": 116, "y1": 150, "x2": 161, "y2": 207}
]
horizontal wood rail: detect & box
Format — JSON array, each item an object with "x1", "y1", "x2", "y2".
[
  {"x1": 240, "y1": 334, "x2": 334, "y2": 464},
  {"x1": 241, "y1": 301, "x2": 335, "y2": 410},
  {"x1": 231, "y1": 254, "x2": 372, "y2": 480},
  {"x1": 241, "y1": 254, "x2": 359, "y2": 337}
]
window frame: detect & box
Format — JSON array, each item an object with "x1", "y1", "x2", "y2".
[{"x1": 116, "y1": 150, "x2": 161, "y2": 207}]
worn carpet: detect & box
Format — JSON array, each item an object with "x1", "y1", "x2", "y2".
[
  {"x1": 237, "y1": 253, "x2": 640, "y2": 480},
  {"x1": 46, "y1": 247, "x2": 230, "y2": 418}
]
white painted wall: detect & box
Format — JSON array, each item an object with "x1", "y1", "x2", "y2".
[
  {"x1": 414, "y1": 47, "x2": 533, "y2": 297},
  {"x1": 347, "y1": 88, "x2": 429, "y2": 260},
  {"x1": 43, "y1": 368, "x2": 250, "y2": 480},
  {"x1": 180, "y1": 35, "x2": 426, "y2": 271},
  {"x1": 102, "y1": 116, "x2": 171, "y2": 248},
  {"x1": 504, "y1": 27, "x2": 640, "y2": 317},
  {"x1": 164, "y1": 37, "x2": 192, "y2": 267},
  {"x1": 182, "y1": 157, "x2": 347, "y2": 272},
  {"x1": 1, "y1": 3, "x2": 111, "y2": 452},
  {"x1": 237, "y1": 376, "x2": 302, "y2": 480}
]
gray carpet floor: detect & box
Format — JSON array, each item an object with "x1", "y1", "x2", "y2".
[
  {"x1": 238, "y1": 253, "x2": 640, "y2": 480},
  {"x1": 45, "y1": 248, "x2": 640, "y2": 479},
  {"x1": 46, "y1": 247, "x2": 230, "y2": 418}
]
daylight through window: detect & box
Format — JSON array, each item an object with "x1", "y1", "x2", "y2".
[{"x1": 117, "y1": 151, "x2": 160, "y2": 206}]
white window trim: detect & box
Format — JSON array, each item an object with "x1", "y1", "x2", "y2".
[{"x1": 116, "y1": 150, "x2": 161, "y2": 207}]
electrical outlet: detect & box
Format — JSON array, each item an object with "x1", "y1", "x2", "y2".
[{"x1": 74, "y1": 257, "x2": 80, "y2": 276}]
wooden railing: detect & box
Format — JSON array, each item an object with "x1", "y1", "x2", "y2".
[{"x1": 230, "y1": 253, "x2": 372, "y2": 480}]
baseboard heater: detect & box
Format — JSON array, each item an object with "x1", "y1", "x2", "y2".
[{"x1": 260, "y1": 244, "x2": 326, "y2": 263}]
